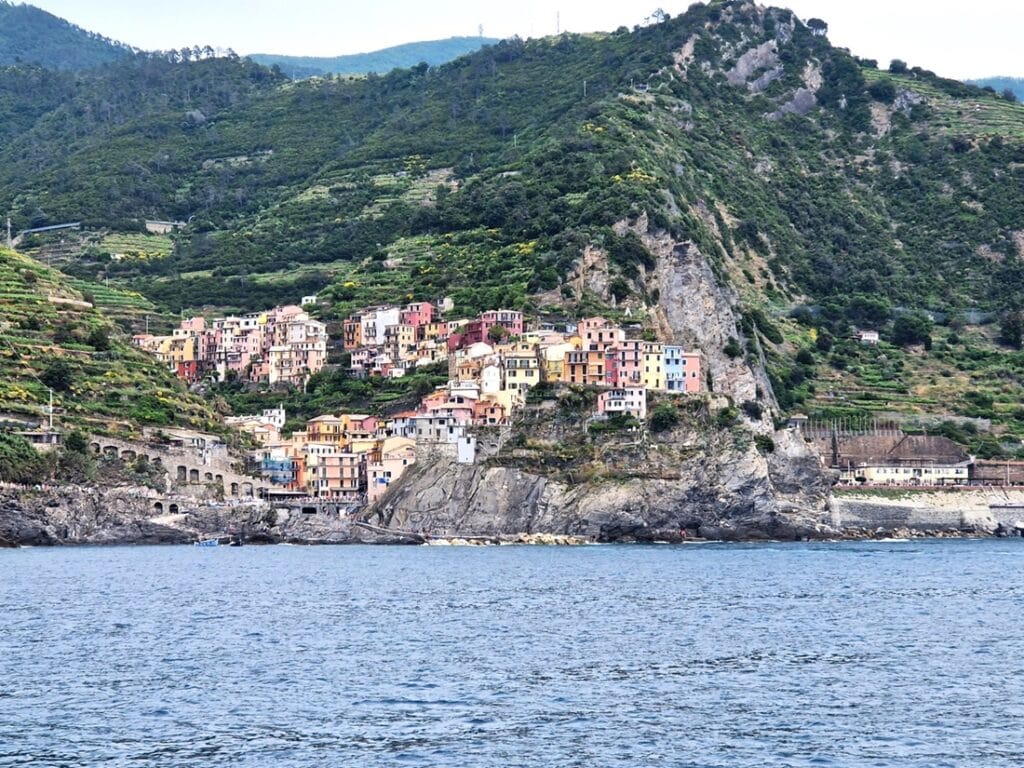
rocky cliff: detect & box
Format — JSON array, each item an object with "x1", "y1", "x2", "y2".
[
  {"x1": 372, "y1": 209, "x2": 836, "y2": 541},
  {"x1": 0, "y1": 486, "x2": 400, "y2": 546}
]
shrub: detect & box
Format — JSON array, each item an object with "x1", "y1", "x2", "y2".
[
  {"x1": 868, "y1": 78, "x2": 897, "y2": 103},
  {"x1": 40, "y1": 360, "x2": 74, "y2": 392},
  {"x1": 754, "y1": 434, "x2": 776, "y2": 454},
  {"x1": 741, "y1": 400, "x2": 763, "y2": 419},
  {"x1": 87, "y1": 328, "x2": 111, "y2": 351},
  {"x1": 63, "y1": 431, "x2": 88, "y2": 454},
  {"x1": 716, "y1": 405, "x2": 739, "y2": 428},
  {"x1": 0, "y1": 432, "x2": 51, "y2": 484},
  {"x1": 650, "y1": 403, "x2": 680, "y2": 432},
  {"x1": 724, "y1": 337, "x2": 743, "y2": 359}
]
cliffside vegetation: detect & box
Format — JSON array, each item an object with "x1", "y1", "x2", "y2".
[{"x1": 2, "y1": 2, "x2": 1024, "y2": 453}]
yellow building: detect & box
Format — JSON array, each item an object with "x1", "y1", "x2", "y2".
[
  {"x1": 642, "y1": 342, "x2": 666, "y2": 391},
  {"x1": 503, "y1": 350, "x2": 541, "y2": 395}
]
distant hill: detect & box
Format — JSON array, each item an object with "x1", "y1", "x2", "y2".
[
  {"x1": 967, "y1": 77, "x2": 1024, "y2": 101},
  {"x1": 0, "y1": 1, "x2": 133, "y2": 70},
  {"x1": 249, "y1": 36, "x2": 499, "y2": 78}
]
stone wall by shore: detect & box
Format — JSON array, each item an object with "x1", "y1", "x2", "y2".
[{"x1": 831, "y1": 488, "x2": 1024, "y2": 534}]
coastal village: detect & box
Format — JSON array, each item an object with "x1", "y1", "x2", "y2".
[
  {"x1": 121, "y1": 295, "x2": 1024, "y2": 506},
  {"x1": 131, "y1": 297, "x2": 703, "y2": 503}
]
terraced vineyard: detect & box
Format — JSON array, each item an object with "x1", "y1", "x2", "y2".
[
  {"x1": 0, "y1": 248, "x2": 219, "y2": 434},
  {"x1": 98, "y1": 232, "x2": 174, "y2": 261},
  {"x1": 865, "y1": 69, "x2": 1024, "y2": 139},
  {"x1": 786, "y1": 319, "x2": 1024, "y2": 457}
]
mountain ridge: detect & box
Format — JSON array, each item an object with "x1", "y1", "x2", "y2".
[{"x1": 249, "y1": 36, "x2": 501, "y2": 79}]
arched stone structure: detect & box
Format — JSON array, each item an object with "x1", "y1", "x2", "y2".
[
  {"x1": 86, "y1": 435, "x2": 270, "y2": 501},
  {"x1": 154, "y1": 502, "x2": 164, "y2": 513}
]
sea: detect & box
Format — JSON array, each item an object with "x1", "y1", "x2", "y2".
[{"x1": 2, "y1": 539, "x2": 1023, "y2": 767}]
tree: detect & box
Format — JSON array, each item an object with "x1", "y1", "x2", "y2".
[
  {"x1": 889, "y1": 59, "x2": 908, "y2": 74},
  {"x1": 1002, "y1": 88, "x2": 1018, "y2": 103},
  {"x1": 893, "y1": 311, "x2": 933, "y2": 349},
  {"x1": 868, "y1": 78, "x2": 897, "y2": 103},
  {"x1": 63, "y1": 431, "x2": 88, "y2": 453},
  {"x1": 806, "y1": 18, "x2": 828, "y2": 36},
  {"x1": 0, "y1": 433, "x2": 51, "y2": 484},
  {"x1": 999, "y1": 310, "x2": 1024, "y2": 349},
  {"x1": 87, "y1": 327, "x2": 111, "y2": 351},
  {"x1": 40, "y1": 359, "x2": 74, "y2": 392},
  {"x1": 650, "y1": 402, "x2": 679, "y2": 432},
  {"x1": 487, "y1": 325, "x2": 509, "y2": 343}
]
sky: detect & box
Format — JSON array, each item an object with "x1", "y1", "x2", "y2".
[{"x1": 27, "y1": 0, "x2": 1023, "y2": 79}]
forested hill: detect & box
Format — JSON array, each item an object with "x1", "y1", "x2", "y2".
[
  {"x1": 4, "y1": 1, "x2": 1024, "y2": 447},
  {"x1": 249, "y1": 37, "x2": 500, "y2": 79},
  {"x1": 0, "y1": 1, "x2": 133, "y2": 70}
]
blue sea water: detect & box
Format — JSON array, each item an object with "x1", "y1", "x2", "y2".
[{"x1": 2, "y1": 540, "x2": 1023, "y2": 767}]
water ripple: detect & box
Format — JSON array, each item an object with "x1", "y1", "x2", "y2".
[{"x1": 1, "y1": 540, "x2": 1022, "y2": 766}]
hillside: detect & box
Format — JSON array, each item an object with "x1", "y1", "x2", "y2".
[
  {"x1": 249, "y1": 37, "x2": 500, "y2": 78},
  {"x1": 0, "y1": 247, "x2": 219, "y2": 435},
  {"x1": 2, "y1": 1, "x2": 1024, "y2": 456},
  {"x1": 0, "y1": 1, "x2": 133, "y2": 70}
]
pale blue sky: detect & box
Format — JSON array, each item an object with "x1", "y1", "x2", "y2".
[{"x1": 28, "y1": 0, "x2": 1024, "y2": 78}]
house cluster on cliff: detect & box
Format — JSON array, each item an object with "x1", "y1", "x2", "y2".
[
  {"x1": 133, "y1": 305, "x2": 328, "y2": 387},
  {"x1": 222, "y1": 308, "x2": 705, "y2": 503},
  {"x1": 342, "y1": 302, "x2": 702, "y2": 418}
]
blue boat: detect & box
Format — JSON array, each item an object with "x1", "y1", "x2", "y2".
[{"x1": 194, "y1": 539, "x2": 220, "y2": 547}]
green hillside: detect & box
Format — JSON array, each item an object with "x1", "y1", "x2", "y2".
[
  {"x1": 2, "y1": 2, "x2": 1024, "y2": 453},
  {"x1": 0, "y1": 248, "x2": 219, "y2": 434},
  {"x1": 0, "y1": 1, "x2": 132, "y2": 70},
  {"x1": 249, "y1": 37, "x2": 500, "y2": 78}
]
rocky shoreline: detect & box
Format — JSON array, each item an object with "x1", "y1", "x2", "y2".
[{"x1": 2, "y1": 484, "x2": 1023, "y2": 548}]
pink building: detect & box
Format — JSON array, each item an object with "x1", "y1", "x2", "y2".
[
  {"x1": 606, "y1": 340, "x2": 644, "y2": 387},
  {"x1": 401, "y1": 302, "x2": 435, "y2": 335}
]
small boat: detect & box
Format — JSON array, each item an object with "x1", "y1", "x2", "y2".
[{"x1": 194, "y1": 538, "x2": 220, "y2": 547}]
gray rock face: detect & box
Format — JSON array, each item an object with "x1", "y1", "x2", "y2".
[
  {"x1": 0, "y1": 487, "x2": 370, "y2": 546},
  {"x1": 376, "y1": 436, "x2": 835, "y2": 542}
]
